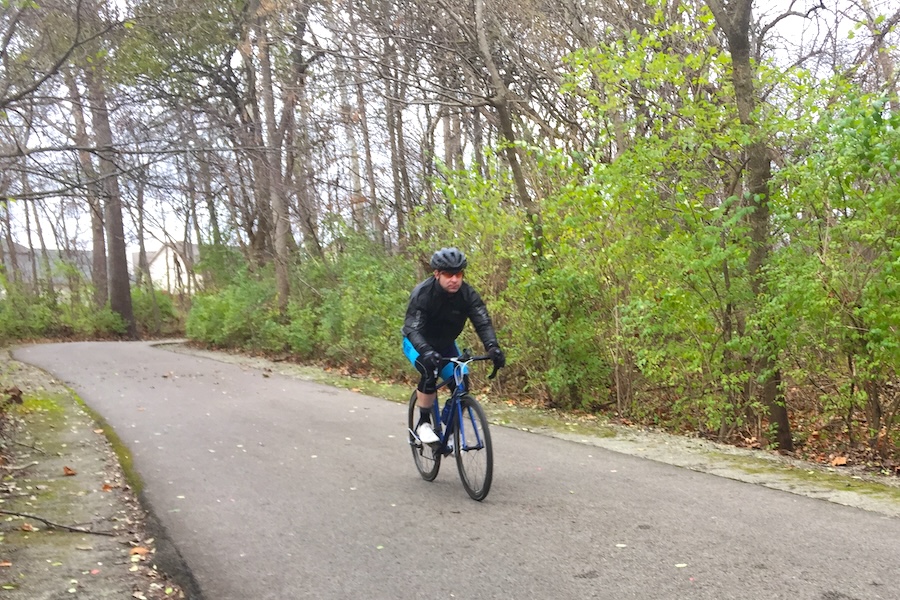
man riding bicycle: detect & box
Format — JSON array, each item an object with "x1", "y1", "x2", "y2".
[{"x1": 402, "y1": 247, "x2": 506, "y2": 444}]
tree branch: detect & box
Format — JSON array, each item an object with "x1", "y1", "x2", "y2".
[{"x1": 0, "y1": 510, "x2": 116, "y2": 536}]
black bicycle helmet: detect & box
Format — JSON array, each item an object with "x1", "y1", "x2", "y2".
[{"x1": 430, "y1": 247, "x2": 468, "y2": 272}]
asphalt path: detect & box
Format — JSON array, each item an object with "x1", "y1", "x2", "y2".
[{"x1": 13, "y1": 341, "x2": 900, "y2": 600}]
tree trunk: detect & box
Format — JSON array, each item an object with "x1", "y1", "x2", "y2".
[
  {"x1": 706, "y1": 0, "x2": 792, "y2": 451},
  {"x1": 82, "y1": 64, "x2": 137, "y2": 338},
  {"x1": 356, "y1": 74, "x2": 386, "y2": 247},
  {"x1": 237, "y1": 15, "x2": 274, "y2": 267},
  {"x1": 2, "y1": 200, "x2": 19, "y2": 285},
  {"x1": 30, "y1": 200, "x2": 56, "y2": 301},
  {"x1": 64, "y1": 67, "x2": 107, "y2": 308},
  {"x1": 340, "y1": 68, "x2": 368, "y2": 235},
  {"x1": 474, "y1": 0, "x2": 544, "y2": 261},
  {"x1": 256, "y1": 6, "x2": 291, "y2": 315},
  {"x1": 255, "y1": 9, "x2": 290, "y2": 312},
  {"x1": 385, "y1": 50, "x2": 406, "y2": 249},
  {"x1": 472, "y1": 107, "x2": 486, "y2": 178},
  {"x1": 22, "y1": 191, "x2": 38, "y2": 293}
]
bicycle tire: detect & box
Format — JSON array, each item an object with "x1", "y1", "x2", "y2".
[
  {"x1": 454, "y1": 394, "x2": 493, "y2": 500},
  {"x1": 408, "y1": 390, "x2": 441, "y2": 481}
]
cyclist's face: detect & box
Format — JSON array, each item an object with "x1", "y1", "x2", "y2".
[{"x1": 435, "y1": 270, "x2": 464, "y2": 293}]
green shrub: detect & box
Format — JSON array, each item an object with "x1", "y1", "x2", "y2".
[
  {"x1": 186, "y1": 271, "x2": 279, "y2": 349},
  {"x1": 132, "y1": 287, "x2": 181, "y2": 336}
]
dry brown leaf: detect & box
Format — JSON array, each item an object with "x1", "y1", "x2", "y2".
[
  {"x1": 831, "y1": 456, "x2": 848, "y2": 467},
  {"x1": 20, "y1": 523, "x2": 34, "y2": 532},
  {"x1": 63, "y1": 466, "x2": 77, "y2": 476},
  {"x1": 94, "y1": 429, "x2": 104, "y2": 434},
  {"x1": 102, "y1": 483, "x2": 114, "y2": 492},
  {"x1": 129, "y1": 547, "x2": 150, "y2": 556},
  {"x1": 0, "y1": 560, "x2": 12, "y2": 567},
  {"x1": 4, "y1": 386, "x2": 22, "y2": 404}
]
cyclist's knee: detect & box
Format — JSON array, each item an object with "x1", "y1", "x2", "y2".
[{"x1": 417, "y1": 374, "x2": 438, "y2": 394}]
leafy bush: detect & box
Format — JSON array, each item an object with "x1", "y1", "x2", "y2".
[
  {"x1": 0, "y1": 286, "x2": 54, "y2": 340},
  {"x1": 769, "y1": 92, "x2": 900, "y2": 449},
  {"x1": 295, "y1": 235, "x2": 414, "y2": 374},
  {"x1": 132, "y1": 287, "x2": 181, "y2": 336},
  {"x1": 185, "y1": 237, "x2": 414, "y2": 375},
  {"x1": 187, "y1": 271, "x2": 279, "y2": 348},
  {"x1": 0, "y1": 280, "x2": 129, "y2": 340}
]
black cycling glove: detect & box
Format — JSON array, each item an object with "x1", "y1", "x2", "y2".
[
  {"x1": 487, "y1": 345, "x2": 506, "y2": 369},
  {"x1": 419, "y1": 350, "x2": 442, "y2": 373}
]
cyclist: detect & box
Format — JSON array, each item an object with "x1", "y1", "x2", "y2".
[{"x1": 402, "y1": 247, "x2": 506, "y2": 444}]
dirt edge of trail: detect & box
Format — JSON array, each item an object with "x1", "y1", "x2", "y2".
[{"x1": 0, "y1": 347, "x2": 194, "y2": 600}]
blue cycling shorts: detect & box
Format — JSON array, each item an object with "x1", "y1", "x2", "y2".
[{"x1": 403, "y1": 337, "x2": 461, "y2": 393}]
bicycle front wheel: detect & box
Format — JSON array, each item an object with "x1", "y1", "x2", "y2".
[
  {"x1": 408, "y1": 390, "x2": 440, "y2": 481},
  {"x1": 454, "y1": 394, "x2": 493, "y2": 501}
]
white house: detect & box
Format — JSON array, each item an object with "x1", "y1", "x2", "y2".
[{"x1": 133, "y1": 242, "x2": 201, "y2": 295}]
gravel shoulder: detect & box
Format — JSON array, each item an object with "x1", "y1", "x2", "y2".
[{"x1": 0, "y1": 348, "x2": 188, "y2": 599}]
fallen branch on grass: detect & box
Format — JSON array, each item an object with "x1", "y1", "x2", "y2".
[
  {"x1": 0, "y1": 510, "x2": 115, "y2": 536},
  {"x1": 0, "y1": 461, "x2": 39, "y2": 471},
  {"x1": 13, "y1": 440, "x2": 46, "y2": 454}
]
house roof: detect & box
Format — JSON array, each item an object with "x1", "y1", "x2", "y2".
[{"x1": 2, "y1": 243, "x2": 92, "y2": 283}]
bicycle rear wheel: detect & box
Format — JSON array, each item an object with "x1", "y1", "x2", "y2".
[
  {"x1": 408, "y1": 391, "x2": 441, "y2": 481},
  {"x1": 454, "y1": 394, "x2": 492, "y2": 501}
]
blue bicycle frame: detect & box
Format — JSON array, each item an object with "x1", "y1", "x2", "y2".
[{"x1": 431, "y1": 353, "x2": 491, "y2": 456}]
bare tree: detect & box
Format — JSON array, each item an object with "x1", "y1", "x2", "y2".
[
  {"x1": 63, "y1": 67, "x2": 107, "y2": 307},
  {"x1": 82, "y1": 62, "x2": 137, "y2": 337}
]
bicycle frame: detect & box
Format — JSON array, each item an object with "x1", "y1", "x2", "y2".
[{"x1": 431, "y1": 354, "x2": 488, "y2": 456}]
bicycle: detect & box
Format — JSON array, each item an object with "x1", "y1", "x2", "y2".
[{"x1": 407, "y1": 351, "x2": 498, "y2": 501}]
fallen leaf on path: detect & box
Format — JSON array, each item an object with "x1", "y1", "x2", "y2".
[
  {"x1": 830, "y1": 456, "x2": 848, "y2": 467},
  {"x1": 63, "y1": 466, "x2": 77, "y2": 476},
  {"x1": 93, "y1": 429, "x2": 104, "y2": 434},
  {"x1": 0, "y1": 560, "x2": 11, "y2": 567},
  {"x1": 129, "y1": 547, "x2": 150, "y2": 556},
  {"x1": 102, "y1": 484, "x2": 114, "y2": 492},
  {"x1": 20, "y1": 523, "x2": 35, "y2": 532}
]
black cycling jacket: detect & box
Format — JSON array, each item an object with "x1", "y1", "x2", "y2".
[{"x1": 402, "y1": 276, "x2": 498, "y2": 355}]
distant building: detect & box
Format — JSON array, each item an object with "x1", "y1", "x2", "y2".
[
  {"x1": 1, "y1": 240, "x2": 206, "y2": 297},
  {"x1": 0, "y1": 241, "x2": 92, "y2": 287},
  {"x1": 132, "y1": 242, "x2": 201, "y2": 295}
]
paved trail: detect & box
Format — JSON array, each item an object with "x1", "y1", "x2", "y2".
[{"x1": 15, "y1": 341, "x2": 900, "y2": 600}]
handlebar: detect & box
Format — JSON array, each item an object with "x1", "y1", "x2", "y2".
[{"x1": 440, "y1": 352, "x2": 500, "y2": 380}]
